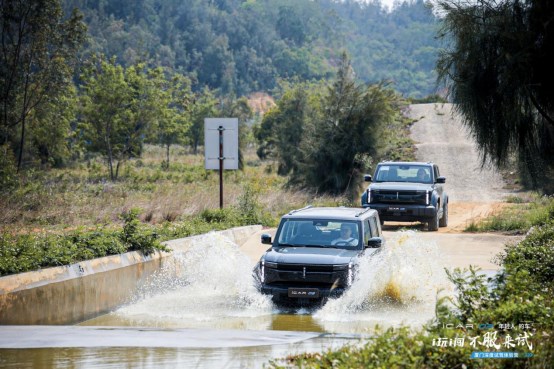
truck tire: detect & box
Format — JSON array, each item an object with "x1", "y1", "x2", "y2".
[
  {"x1": 439, "y1": 201, "x2": 448, "y2": 227},
  {"x1": 427, "y1": 207, "x2": 439, "y2": 231}
]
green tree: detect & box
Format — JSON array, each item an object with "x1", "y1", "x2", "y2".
[
  {"x1": 256, "y1": 81, "x2": 320, "y2": 176},
  {"x1": 0, "y1": 0, "x2": 86, "y2": 170},
  {"x1": 148, "y1": 72, "x2": 193, "y2": 168},
  {"x1": 437, "y1": 0, "x2": 554, "y2": 193},
  {"x1": 28, "y1": 84, "x2": 79, "y2": 167},
  {"x1": 187, "y1": 87, "x2": 218, "y2": 155},
  {"x1": 80, "y1": 57, "x2": 157, "y2": 180},
  {"x1": 257, "y1": 54, "x2": 404, "y2": 197},
  {"x1": 295, "y1": 54, "x2": 403, "y2": 197}
]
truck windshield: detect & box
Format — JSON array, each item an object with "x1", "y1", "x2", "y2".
[
  {"x1": 277, "y1": 219, "x2": 360, "y2": 249},
  {"x1": 375, "y1": 164, "x2": 432, "y2": 184}
]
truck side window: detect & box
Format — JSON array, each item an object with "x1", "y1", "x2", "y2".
[
  {"x1": 364, "y1": 220, "x2": 372, "y2": 244},
  {"x1": 368, "y1": 218, "x2": 378, "y2": 237}
]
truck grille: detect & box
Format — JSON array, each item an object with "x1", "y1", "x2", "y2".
[
  {"x1": 270, "y1": 263, "x2": 335, "y2": 272},
  {"x1": 371, "y1": 190, "x2": 427, "y2": 205},
  {"x1": 264, "y1": 263, "x2": 348, "y2": 287}
]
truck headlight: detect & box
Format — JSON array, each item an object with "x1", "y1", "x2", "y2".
[
  {"x1": 426, "y1": 190, "x2": 430, "y2": 205},
  {"x1": 347, "y1": 262, "x2": 354, "y2": 286},
  {"x1": 260, "y1": 261, "x2": 277, "y2": 283},
  {"x1": 367, "y1": 189, "x2": 372, "y2": 204}
]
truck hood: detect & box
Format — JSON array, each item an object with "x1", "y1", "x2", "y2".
[
  {"x1": 263, "y1": 247, "x2": 359, "y2": 265},
  {"x1": 369, "y1": 182, "x2": 432, "y2": 191}
]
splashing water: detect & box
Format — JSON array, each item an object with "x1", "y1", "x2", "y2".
[
  {"x1": 108, "y1": 230, "x2": 453, "y2": 334},
  {"x1": 114, "y1": 232, "x2": 273, "y2": 328},
  {"x1": 315, "y1": 231, "x2": 453, "y2": 331}
]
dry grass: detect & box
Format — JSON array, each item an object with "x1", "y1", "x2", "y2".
[{"x1": 0, "y1": 145, "x2": 348, "y2": 232}]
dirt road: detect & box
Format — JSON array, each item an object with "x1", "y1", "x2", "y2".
[
  {"x1": 408, "y1": 103, "x2": 511, "y2": 233},
  {"x1": 241, "y1": 103, "x2": 520, "y2": 272}
]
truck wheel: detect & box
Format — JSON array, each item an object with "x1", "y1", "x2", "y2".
[
  {"x1": 439, "y1": 202, "x2": 448, "y2": 227},
  {"x1": 427, "y1": 208, "x2": 439, "y2": 231}
]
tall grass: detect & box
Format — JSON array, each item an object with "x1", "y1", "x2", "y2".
[{"x1": 0, "y1": 145, "x2": 348, "y2": 232}]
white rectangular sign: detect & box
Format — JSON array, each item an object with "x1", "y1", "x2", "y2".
[{"x1": 204, "y1": 118, "x2": 239, "y2": 170}]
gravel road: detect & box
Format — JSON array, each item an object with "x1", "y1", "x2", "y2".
[{"x1": 408, "y1": 103, "x2": 508, "y2": 202}]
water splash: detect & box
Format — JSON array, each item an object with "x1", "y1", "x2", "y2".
[
  {"x1": 115, "y1": 232, "x2": 273, "y2": 328},
  {"x1": 315, "y1": 230, "x2": 453, "y2": 331}
]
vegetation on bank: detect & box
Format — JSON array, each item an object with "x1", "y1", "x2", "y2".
[
  {"x1": 268, "y1": 221, "x2": 554, "y2": 369},
  {"x1": 465, "y1": 194, "x2": 554, "y2": 233},
  {"x1": 0, "y1": 206, "x2": 259, "y2": 277},
  {"x1": 0, "y1": 144, "x2": 353, "y2": 277}
]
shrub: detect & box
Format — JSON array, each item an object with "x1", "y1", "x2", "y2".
[{"x1": 120, "y1": 208, "x2": 165, "y2": 255}]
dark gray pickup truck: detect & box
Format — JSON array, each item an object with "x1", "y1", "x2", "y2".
[
  {"x1": 361, "y1": 161, "x2": 448, "y2": 231},
  {"x1": 255, "y1": 206, "x2": 384, "y2": 305}
]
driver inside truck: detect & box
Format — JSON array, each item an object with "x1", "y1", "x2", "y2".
[{"x1": 331, "y1": 224, "x2": 358, "y2": 246}]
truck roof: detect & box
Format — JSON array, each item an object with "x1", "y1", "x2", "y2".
[
  {"x1": 282, "y1": 206, "x2": 377, "y2": 221},
  {"x1": 378, "y1": 161, "x2": 434, "y2": 166}
]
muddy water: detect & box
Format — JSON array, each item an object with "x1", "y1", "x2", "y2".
[{"x1": 1, "y1": 232, "x2": 453, "y2": 368}]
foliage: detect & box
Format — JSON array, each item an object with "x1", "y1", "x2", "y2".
[
  {"x1": 270, "y1": 222, "x2": 554, "y2": 369},
  {"x1": 256, "y1": 80, "x2": 324, "y2": 176},
  {"x1": 120, "y1": 208, "x2": 163, "y2": 255},
  {"x1": 0, "y1": 0, "x2": 86, "y2": 170},
  {"x1": 145, "y1": 71, "x2": 194, "y2": 168},
  {"x1": 79, "y1": 58, "x2": 195, "y2": 179},
  {"x1": 0, "y1": 207, "x2": 168, "y2": 276},
  {"x1": 437, "y1": 0, "x2": 554, "y2": 194},
  {"x1": 187, "y1": 87, "x2": 218, "y2": 155},
  {"x1": 258, "y1": 54, "x2": 409, "y2": 199},
  {"x1": 61, "y1": 0, "x2": 441, "y2": 98},
  {"x1": 0, "y1": 144, "x2": 18, "y2": 191},
  {"x1": 409, "y1": 94, "x2": 448, "y2": 104}
]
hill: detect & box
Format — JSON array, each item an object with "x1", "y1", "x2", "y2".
[{"x1": 62, "y1": 0, "x2": 442, "y2": 98}]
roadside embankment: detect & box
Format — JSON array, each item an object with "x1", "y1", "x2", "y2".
[{"x1": 0, "y1": 225, "x2": 261, "y2": 325}]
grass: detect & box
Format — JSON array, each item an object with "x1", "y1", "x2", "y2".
[
  {"x1": 0, "y1": 145, "x2": 348, "y2": 233},
  {"x1": 464, "y1": 194, "x2": 554, "y2": 233},
  {"x1": 0, "y1": 145, "x2": 353, "y2": 276}
]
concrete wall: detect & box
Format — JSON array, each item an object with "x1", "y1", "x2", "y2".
[{"x1": 0, "y1": 225, "x2": 261, "y2": 325}]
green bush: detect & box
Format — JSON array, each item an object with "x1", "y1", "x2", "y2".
[{"x1": 120, "y1": 208, "x2": 165, "y2": 255}]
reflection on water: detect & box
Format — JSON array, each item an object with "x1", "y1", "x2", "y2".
[
  {"x1": 0, "y1": 334, "x2": 355, "y2": 369},
  {"x1": 0, "y1": 340, "x2": 342, "y2": 369}
]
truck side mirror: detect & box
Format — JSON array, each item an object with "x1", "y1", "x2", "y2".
[
  {"x1": 364, "y1": 174, "x2": 372, "y2": 182},
  {"x1": 366, "y1": 237, "x2": 383, "y2": 248},
  {"x1": 436, "y1": 176, "x2": 446, "y2": 184},
  {"x1": 261, "y1": 234, "x2": 272, "y2": 245}
]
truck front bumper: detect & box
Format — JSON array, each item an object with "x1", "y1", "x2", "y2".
[
  {"x1": 260, "y1": 285, "x2": 346, "y2": 302},
  {"x1": 363, "y1": 203, "x2": 437, "y2": 222}
]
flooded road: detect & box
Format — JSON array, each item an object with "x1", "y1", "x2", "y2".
[
  {"x1": 1, "y1": 228, "x2": 515, "y2": 368},
  {"x1": 2, "y1": 231, "x2": 462, "y2": 368}
]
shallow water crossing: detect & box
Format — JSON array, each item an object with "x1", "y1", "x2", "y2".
[{"x1": 2, "y1": 231, "x2": 456, "y2": 368}]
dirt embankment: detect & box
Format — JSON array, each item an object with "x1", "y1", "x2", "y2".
[{"x1": 406, "y1": 103, "x2": 512, "y2": 233}]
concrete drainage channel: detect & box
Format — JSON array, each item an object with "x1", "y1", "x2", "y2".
[{"x1": 0, "y1": 225, "x2": 262, "y2": 325}]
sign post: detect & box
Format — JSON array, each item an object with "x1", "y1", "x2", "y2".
[
  {"x1": 218, "y1": 125, "x2": 224, "y2": 208},
  {"x1": 204, "y1": 118, "x2": 238, "y2": 209}
]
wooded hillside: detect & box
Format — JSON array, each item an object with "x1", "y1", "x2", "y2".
[{"x1": 62, "y1": 0, "x2": 441, "y2": 98}]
